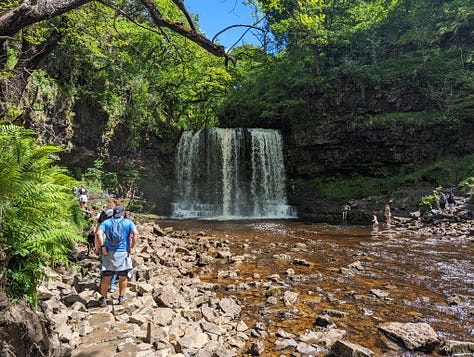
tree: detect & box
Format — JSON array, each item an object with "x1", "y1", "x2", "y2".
[
  {"x1": 41, "y1": 3, "x2": 235, "y2": 138},
  {"x1": 0, "y1": 0, "x2": 228, "y2": 58},
  {"x1": 255, "y1": 0, "x2": 400, "y2": 48},
  {"x1": 0, "y1": 0, "x2": 236, "y2": 119},
  {"x1": 222, "y1": 0, "x2": 473, "y2": 131}
]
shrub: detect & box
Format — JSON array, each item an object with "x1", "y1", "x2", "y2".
[
  {"x1": 458, "y1": 177, "x2": 474, "y2": 194},
  {"x1": 0, "y1": 124, "x2": 85, "y2": 304},
  {"x1": 418, "y1": 187, "x2": 442, "y2": 214}
]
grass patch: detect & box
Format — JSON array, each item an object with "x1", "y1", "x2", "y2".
[
  {"x1": 311, "y1": 154, "x2": 474, "y2": 200},
  {"x1": 311, "y1": 175, "x2": 398, "y2": 199},
  {"x1": 349, "y1": 110, "x2": 459, "y2": 128}
]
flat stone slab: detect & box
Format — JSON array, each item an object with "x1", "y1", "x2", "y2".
[{"x1": 379, "y1": 322, "x2": 440, "y2": 352}]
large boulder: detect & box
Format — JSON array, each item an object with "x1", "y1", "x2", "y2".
[
  {"x1": 0, "y1": 291, "x2": 52, "y2": 356},
  {"x1": 379, "y1": 322, "x2": 440, "y2": 352}
]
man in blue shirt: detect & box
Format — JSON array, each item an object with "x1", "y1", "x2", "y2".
[{"x1": 96, "y1": 205, "x2": 139, "y2": 306}]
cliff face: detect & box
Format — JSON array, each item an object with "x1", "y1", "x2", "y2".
[
  {"x1": 53, "y1": 85, "x2": 473, "y2": 187},
  {"x1": 29, "y1": 92, "x2": 472, "y2": 219},
  {"x1": 107, "y1": 123, "x2": 178, "y2": 216},
  {"x1": 281, "y1": 78, "x2": 473, "y2": 180},
  {"x1": 284, "y1": 120, "x2": 474, "y2": 179},
  {"x1": 282, "y1": 116, "x2": 474, "y2": 221},
  {"x1": 58, "y1": 96, "x2": 110, "y2": 170},
  {"x1": 24, "y1": 81, "x2": 473, "y2": 219}
]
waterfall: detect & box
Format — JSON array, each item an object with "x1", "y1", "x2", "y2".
[{"x1": 171, "y1": 128, "x2": 297, "y2": 219}]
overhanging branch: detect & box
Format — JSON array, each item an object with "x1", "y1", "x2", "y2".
[
  {"x1": 171, "y1": 0, "x2": 196, "y2": 31},
  {"x1": 0, "y1": 0, "x2": 240, "y2": 69},
  {"x1": 0, "y1": 0, "x2": 91, "y2": 37},
  {"x1": 212, "y1": 24, "x2": 264, "y2": 44},
  {"x1": 140, "y1": 0, "x2": 235, "y2": 65}
]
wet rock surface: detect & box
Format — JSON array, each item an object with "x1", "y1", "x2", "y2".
[{"x1": 378, "y1": 322, "x2": 441, "y2": 352}]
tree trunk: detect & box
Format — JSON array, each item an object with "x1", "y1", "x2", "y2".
[{"x1": 0, "y1": 0, "x2": 90, "y2": 37}]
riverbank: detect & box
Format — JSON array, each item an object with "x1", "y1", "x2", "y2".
[
  {"x1": 289, "y1": 182, "x2": 474, "y2": 228},
  {"x1": 388, "y1": 191, "x2": 474, "y2": 240}
]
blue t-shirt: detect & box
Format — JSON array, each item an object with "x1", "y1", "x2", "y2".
[{"x1": 99, "y1": 217, "x2": 136, "y2": 252}]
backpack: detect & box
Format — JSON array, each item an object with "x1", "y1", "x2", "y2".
[
  {"x1": 98, "y1": 210, "x2": 108, "y2": 224},
  {"x1": 105, "y1": 219, "x2": 125, "y2": 248},
  {"x1": 98, "y1": 209, "x2": 113, "y2": 224}
]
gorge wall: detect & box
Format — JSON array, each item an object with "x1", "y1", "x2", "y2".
[
  {"x1": 284, "y1": 120, "x2": 474, "y2": 180},
  {"x1": 23, "y1": 82, "x2": 473, "y2": 220},
  {"x1": 23, "y1": 90, "x2": 472, "y2": 220}
]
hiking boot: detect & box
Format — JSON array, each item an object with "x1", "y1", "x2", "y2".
[
  {"x1": 100, "y1": 297, "x2": 107, "y2": 307},
  {"x1": 118, "y1": 296, "x2": 127, "y2": 304}
]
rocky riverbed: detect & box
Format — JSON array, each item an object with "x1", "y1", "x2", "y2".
[
  {"x1": 1, "y1": 212, "x2": 473, "y2": 356},
  {"x1": 0, "y1": 194, "x2": 473, "y2": 356}
]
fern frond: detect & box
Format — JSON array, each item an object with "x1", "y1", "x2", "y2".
[{"x1": 0, "y1": 124, "x2": 85, "y2": 303}]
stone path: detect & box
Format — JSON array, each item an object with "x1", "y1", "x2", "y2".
[{"x1": 38, "y1": 226, "x2": 247, "y2": 356}]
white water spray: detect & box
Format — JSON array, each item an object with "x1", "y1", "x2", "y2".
[{"x1": 171, "y1": 128, "x2": 296, "y2": 219}]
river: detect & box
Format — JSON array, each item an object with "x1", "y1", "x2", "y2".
[{"x1": 159, "y1": 219, "x2": 474, "y2": 355}]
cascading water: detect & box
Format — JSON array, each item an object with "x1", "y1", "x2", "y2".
[{"x1": 171, "y1": 128, "x2": 297, "y2": 219}]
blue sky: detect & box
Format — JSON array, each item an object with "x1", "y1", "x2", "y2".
[{"x1": 185, "y1": 0, "x2": 261, "y2": 49}]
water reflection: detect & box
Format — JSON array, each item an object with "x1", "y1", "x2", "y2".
[{"x1": 160, "y1": 219, "x2": 474, "y2": 355}]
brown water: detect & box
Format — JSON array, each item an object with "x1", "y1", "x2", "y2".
[{"x1": 160, "y1": 219, "x2": 474, "y2": 355}]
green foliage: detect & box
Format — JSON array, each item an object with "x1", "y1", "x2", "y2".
[
  {"x1": 265, "y1": 286, "x2": 282, "y2": 297},
  {"x1": 121, "y1": 162, "x2": 139, "y2": 186},
  {"x1": 0, "y1": 1, "x2": 20, "y2": 11},
  {"x1": 418, "y1": 187, "x2": 441, "y2": 213},
  {"x1": 311, "y1": 154, "x2": 474, "y2": 201},
  {"x1": 257, "y1": 0, "x2": 399, "y2": 48},
  {"x1": 349, "y1": 111, "x2": 451, "y2": 127},
  {"x1": 0, "y1": 124, "x2": 85, "y2": 304},
  {"x1": 223, "y1": 0, "x2": 473, "y2": 129},
  {"x1": 312, "y1": 175, "x2": 399, "y2": 200},
  {"x1": 404, "y1": 155, "x2": 474, "y2": 187},
  {"x1": 5, "y1": 47, "x2": 18, "y2": 71},
  {"x1": 84, "y1": 159, "x2": 104, "y2": 187},
  {"x1": 81, "y1": 159, "x2": 143, "y2": 197},
  {"x1": 102, "y1": 172, "x2": 118, "y2": 193},
  {"x1": 458, "y1": 177, "x2": 474, "y2": 194},
  {"x1": 46, "y1": 0, "x2": 232, "y2": 140}
]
